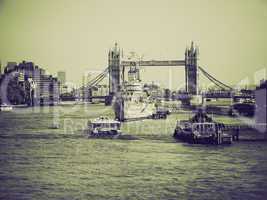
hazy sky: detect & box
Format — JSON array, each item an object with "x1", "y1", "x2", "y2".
[{"x1": 0, "y1": 0, "x2": 266, "y2": 89}]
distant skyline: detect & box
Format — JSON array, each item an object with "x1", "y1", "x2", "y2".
[{"x1": 0, "y1": 0, "x2": 266, "y2": 89}]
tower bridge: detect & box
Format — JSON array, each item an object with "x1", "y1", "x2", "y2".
[
  {"x1": 109, "y1": 42, "x2": 199, "y2": 96},
  {"x1": 83, "y1": 42, "x2": 235, "y2": 103}
]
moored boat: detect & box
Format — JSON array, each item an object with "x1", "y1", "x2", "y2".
[
  {"x1": 114, "y1": 62, "x2": 156, "y2": 121},
  {"x1": 173, "y1": 109, "x2": 232, "y2": 144}
]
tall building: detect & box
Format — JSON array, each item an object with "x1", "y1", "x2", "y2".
[
  {"x1": 82, "y1": 72, "x2": 96, "y2": 100},
  {"x1": 82, "y1": 72, "x2": 93, "y2": 86},
  {"x1": 0, "y1": 60, "x2": 2, "y2": 75},
  {"x1": 5, "y1": 62, "x2": 17, "y2": 72},
  {"x1": 0, "y1": 61, "x2": 60, "y2": 106},
  {"x1": 57, "y1": 71, "x2": 66, "y2": 85},
  {"x1": 255, "y1": 80, "x2": 267, "y2": 133}
]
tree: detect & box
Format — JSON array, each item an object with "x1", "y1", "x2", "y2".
[{"x1": 7, "y1": 77, "x2": 25, "y2": 105}]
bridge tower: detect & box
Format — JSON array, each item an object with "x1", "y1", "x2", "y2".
[
  {"x1": 185, "y1": 42, "x2": 199, "y2": 95},
  {"x1": 108, "y1": 43, "x2": 121, "y2": 96}
]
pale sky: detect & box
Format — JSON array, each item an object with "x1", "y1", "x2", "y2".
[{"x1": 0, "y1": 0, "x2": 266, "y2": 89}]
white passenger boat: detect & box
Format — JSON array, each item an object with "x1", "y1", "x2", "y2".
[
  {"x1": 87, "y1": 116, "x2": 122, "y2": 138},
  {"x1": 0, "y1": 104, "x2": 13, "y2": 111}
]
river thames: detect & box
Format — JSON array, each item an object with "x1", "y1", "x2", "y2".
[{"x1": 0, "y1": 104, "x2": 267, "y2": 200}]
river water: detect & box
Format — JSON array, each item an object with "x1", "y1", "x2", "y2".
[{"x1": 0, "y1": 104, "x2": 267, "y2": 200}]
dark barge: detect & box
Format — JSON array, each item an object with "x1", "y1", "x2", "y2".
[{"x1": 173, "y1": 110, "x2": 232, "y2": 144}]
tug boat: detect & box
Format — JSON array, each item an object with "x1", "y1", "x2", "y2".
[
  {"x1": 173, "y1": 109, "x2": 232, "y2": 144},
  {"x1": 0, "y1": 103, "x2": 13, "y2": 112},
  {"x1": 151, "y1": 107, "x2": 170, "y2": 119},
  {"x1": 87, "y1": 116, "x2": 122, "y2": 138}
]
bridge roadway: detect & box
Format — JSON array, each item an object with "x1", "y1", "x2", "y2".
[{"x1": 121, "y1": 60, "x2": 185, "y2": 67}]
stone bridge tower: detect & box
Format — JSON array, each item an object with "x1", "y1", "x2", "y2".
[
  {"x1": 185, "y1": 42, "x2": 199, "y2": 95},
  {"x1": 108, "y1": 43, "x2": 121, "y2": 96}
]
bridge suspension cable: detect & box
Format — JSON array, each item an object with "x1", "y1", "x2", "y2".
[
  {"x1": 86, "y1": 68, "x2": 109, "y2": 88},
  {"x1": 198, "y1": 66, "x2": 233, "y2": 90}
]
